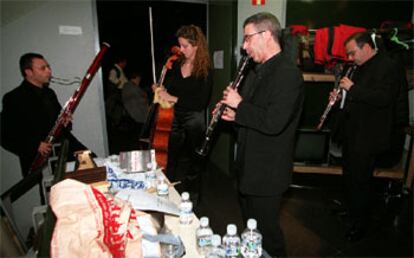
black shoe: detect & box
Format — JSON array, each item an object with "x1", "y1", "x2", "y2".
[{"x1": 345, "y1": 224, "x2": 365, "y2": 242}]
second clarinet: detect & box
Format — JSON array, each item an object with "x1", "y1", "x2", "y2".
[
  {"x1": 316, "y1": 64, "x2": 356, "y2": 131},
  {"x1": 196, "y1": 55, "x2": 251, "y2": 156}
]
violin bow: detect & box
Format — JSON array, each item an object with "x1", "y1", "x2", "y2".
[{"x1": 149, "y1": 7, "x2": 157, "y2": 84}]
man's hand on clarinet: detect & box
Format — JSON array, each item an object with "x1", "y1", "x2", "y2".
[
  {"x1": 339, "y1": 76, "x2": 354, "y2": 91},
  {"x1": 222, "y1": 107, "x2": 236, "y2": 121},
  {"x1": 221, "y1": 86, "x2": 242, "y2": 109},
  {"x1": 329, "y1": 90, "x2": 341, "y2": 103}
]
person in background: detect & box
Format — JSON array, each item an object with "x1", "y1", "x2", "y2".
[
  {"x1": 219, "y1": 12, "x2": 304, "y2": 257},
  {"x1": 107, "y1": 55, "x2": 128, "y2": 98},
  {"x1": 332, "y1": 31, "x2": 409, "y2": 241},
  {"x1": 155, "y1": 25, "x2": 213, "y2": 206},
  {"x1": 1, "y1": 53, "x2": 89, "y2": 178},
  {"x1": 105, "y1": 55, "x2": 130, "y2": 154},
  {"x1": 121, "y1": 71, "x2": 149, "y2": 150}
]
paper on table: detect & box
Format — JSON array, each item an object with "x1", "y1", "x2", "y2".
[{"x1": 116, "y1": 189, "x2": 180, "y2": 216}]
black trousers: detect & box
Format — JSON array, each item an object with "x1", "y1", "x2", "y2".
[
  {"x1": 167, "y1": 109, "x2": 206, "y2": 197},
  {"x1": 239, "y1": 192, "x2": 286, "y2": 257},
  {"x1": 342, "y1": 143, "x2": 376, "y2": 227}
]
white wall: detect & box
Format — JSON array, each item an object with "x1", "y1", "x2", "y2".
[
  {"x1": 237, "y1": 0, "x2": 287, "y2": 56},
  {"x1": 1, "y1": 0, "x2": 107, "y2": 238}
]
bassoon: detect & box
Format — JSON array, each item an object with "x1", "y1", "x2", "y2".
[
  {"x1": 316, "y1": 63, "x2": 356, "y2": 131},
  {"x1": 29, "y1": 42, "x2": 110, "y2": 172},
  {"x1": 196, "y1": 54, "x2": 251, "y2": 156}
]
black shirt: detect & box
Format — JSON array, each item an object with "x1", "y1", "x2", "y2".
[{"x1": 166, "y1": 63, "x2": 213, "y2": 112}]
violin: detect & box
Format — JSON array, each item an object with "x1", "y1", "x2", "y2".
[
  {"x1": 153, "y1": 46, "x2": 181, "y2": 108},
  {"x1": 140, "y1": 46, "x2": 181, "y2": 170}
]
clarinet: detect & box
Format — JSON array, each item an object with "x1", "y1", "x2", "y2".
[
  {"x1": 29, "y1": 42, "x2": 110, "y2": 172},
  {"x1": 316, "y1": 63, "x2": 356, "y2": 131},
  {"x1": 196, "y1": 55, "x2": 251, "y2": 156}
]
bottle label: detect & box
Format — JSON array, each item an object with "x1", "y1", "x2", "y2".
[
  {"x1": 197, "y1": 236, "x2": 212, "y2": 247},
  {"x1": 206, "y1": 247, "x2": 225, "y2": 258},
  {"x1": 156, "y1": 181, "x2": 169, "y2": 196},
  {"x1": 180, "y1": 202, "x2": 192, "y2": 212},
  {"x1": 241, "y1": 238, "x2": 262, "y2": 257},
  {"x1": 179, "y1": 213, "x2": 193, "y2": 224},
  {"x1": 225, "y1": 244, "x2": 239, "y2": 256},
  {"x1": 179, "y1": 203, "x2": 193, "y2": 224}
]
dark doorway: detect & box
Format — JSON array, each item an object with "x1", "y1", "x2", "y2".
[
  {"x1": 96, "y1": 0, "x2": 207, "y2": 93},
  {"x1": 95, "y1": 0, "x2": 207, "y2": 154}
]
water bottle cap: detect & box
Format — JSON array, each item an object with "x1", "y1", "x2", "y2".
[
  {"x1": 211, "y1": 234, "x2": 221, "y2": 246},
  {"x1": 181, "y1": 192, "x2": 189, "y2": 200},
  {"x1": 247, "y1": 218, "x2": 257, "y2": 229},
  {"x1": 200, "y1": 217, "x2": 209, "y2": 226},
  {"x1": 227, "y1": 224, "x2": 237, "y2": 235}
]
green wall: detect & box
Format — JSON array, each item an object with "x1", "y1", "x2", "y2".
[{"x1": 208, "y1": 1, "x2": 238, "y2": 175}]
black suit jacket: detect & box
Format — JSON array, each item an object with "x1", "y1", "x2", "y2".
[
  {"x1": 1, "y1": 80, "x2": 87, "y2": 176},
  {"x1": 235, "y1": 53, "x2": 304, "y2": 196},
  {"x1": 342, "y1": 52, "x2": 404, "y2": 155}
]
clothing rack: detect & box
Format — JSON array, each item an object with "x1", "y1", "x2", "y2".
[
  {"x1": 293, "y1": 26, "x2": 413, "y2": 42},
  {"x1": 289, "y1": 24, "x2": 413, "y2": 69},
  {"x1": 299, "y1": 26, "x2": 413, "y2": 34}
]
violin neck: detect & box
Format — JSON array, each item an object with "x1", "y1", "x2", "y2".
[{"x1": 157, "y1": 65, "x2": 168, "y2": 86}]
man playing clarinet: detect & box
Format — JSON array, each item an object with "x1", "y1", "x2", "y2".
[
  {"x1": 332, "y1": 32, "x2": 409, "y2": 242},
  {"x1": 219, "y1": 12, "x2": 304, "y2": 257}
]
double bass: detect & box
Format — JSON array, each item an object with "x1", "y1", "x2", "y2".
[{"x1": 140, "y1": 47, "x2": 181, "y2": 170}]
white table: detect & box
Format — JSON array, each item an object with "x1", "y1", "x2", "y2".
[{"x1": 67, "y1": 157, "x2": 203, "y2": 257}]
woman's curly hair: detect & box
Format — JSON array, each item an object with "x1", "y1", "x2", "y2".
[{"x1": 176, "y1": 25, "x2": 211, "y2": 79}]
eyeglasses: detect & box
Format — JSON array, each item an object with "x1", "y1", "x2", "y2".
[{"x1": 243, "y1": 30, "x2": 265, "y2": 43}]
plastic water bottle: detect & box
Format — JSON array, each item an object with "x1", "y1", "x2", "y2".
[
  {"x1": 206, "y1": 234, "x2": 225, "y2": 258},
  {"x1": 179, "y1": 192, "x2": 193, "y2": 225},
  {"x1": 196, "y1": 216, "x2": 214, "y2": 256},
  {"x1": 223, "y1": 224, "x2": 240, "y2": 258},
  {"x1": 240, "y1": 219, "x2": 262, "y2": 258},
  {"x1": 145, "y1": 170, "x2": 157, "y2": 189},
  {"x1": 156, "y1": 176, "x2": 169, "y2": 197}
]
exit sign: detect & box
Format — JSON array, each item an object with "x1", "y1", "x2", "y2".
[{"x1": 252, "y1": 0, "x2": 265, "y2": 5}]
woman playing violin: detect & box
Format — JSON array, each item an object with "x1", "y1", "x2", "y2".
[{"x1": 156, "y1": 25, "x2": 212, "y2": 205}]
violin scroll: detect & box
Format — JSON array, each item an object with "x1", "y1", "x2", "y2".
[{"x1": 165, "y1": 46, "x2": 182, "y2": 70}]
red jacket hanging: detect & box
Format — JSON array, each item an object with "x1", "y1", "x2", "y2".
[
  {"x1": 314, "y1": 24, "x2": 366, "y2": 67},
  {"x1": 332, "y1": 24, "x2": 366, "y2": 60}
]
